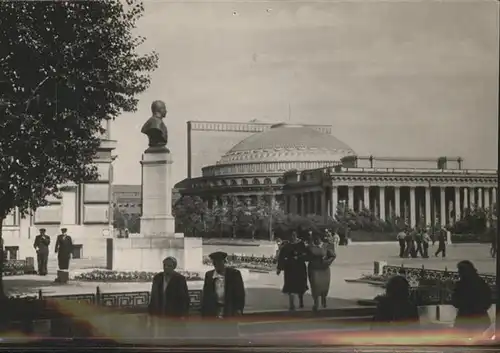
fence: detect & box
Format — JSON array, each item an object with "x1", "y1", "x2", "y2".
[
  {"x1": 36, "y1": 287, "x2": 203, "y2": 311},
  {"x1": 382, "y1": 265, "x2": 497, "y2": 310}
]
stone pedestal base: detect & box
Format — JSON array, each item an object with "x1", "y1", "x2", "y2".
[
  {"x1": 373, "y1": 261, "x2": 387, "y2": 275},
  {"x1": 107, "y1": 236, "x2": 203, "y2": 272},
  {"x1": 140, "y1": 150, "x2": 175, "y2": 236}
]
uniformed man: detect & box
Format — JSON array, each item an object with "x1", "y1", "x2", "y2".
[
  {"x1": 33, "y1": 228, "x2": 51, "y2": 275},
  {"x1": 55, "y1": 228, "x2": 73, "y2": 270},
  {"x1": 434, "y1": 226, "x2": 447, "y2": 258}
]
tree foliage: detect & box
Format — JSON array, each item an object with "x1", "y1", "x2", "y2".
[
  {"x1": 0, "y1": 0, "x2": 158, "y2": 296},
  {"x1": 173, "y1": 195, "x2": 208, "y2": 236}
]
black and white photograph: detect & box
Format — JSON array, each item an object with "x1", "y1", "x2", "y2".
[{"x1": 0, "y1": 0, "x2": 498, "y2": 347}]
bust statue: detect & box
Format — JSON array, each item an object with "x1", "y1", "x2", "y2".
[{"x1": 141, "y1": 100, "x2": 169, "y2": 152}]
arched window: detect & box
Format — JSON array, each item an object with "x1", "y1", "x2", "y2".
[
  {"x1": 276, "y1": 178, "x2": 284, "y2": 184},
  {"x1": 220, "y1": 180, "x2": 227, "y2": 186},
  {"x1": 230, "y1": 179, "x2": 237, "y2": 186},
  {"x1": 241, "y1": 179, "x2": 249, "y2": 185},
  {"x1": 252, "y1": 178, "x2": 260, "y2": 185},
  {"x1": 263, "y1": 178, "x2": 272, "y2": 185}
]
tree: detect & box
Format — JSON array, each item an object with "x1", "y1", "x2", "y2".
[
  {"x1": 0, "y1": 1, "x2": 158, "y2": 297},
  {"x1": 173, "y1": 196, "x2": 208, "y2": 237},
  {"x1": 112, "y1": 204, "x2": 140, "y2": 236}
]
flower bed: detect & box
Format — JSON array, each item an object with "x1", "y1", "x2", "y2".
[
  {"x1": 202, "y1": 254, "x2": 275, "y2": 272},
  {"x1": 2, "y1": 259, "x2": 36, "y2": 276},
  {"x1": 72, "y1": 270, "x2": 203, "y2": 282}
]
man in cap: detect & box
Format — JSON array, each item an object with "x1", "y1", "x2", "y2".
[
  {"x1": 33, "y1": 228, "x2": 51, "y2": 275},
  {"x1": 201, "y1": 251, "x2": 245, "y2": 318},
  {"x1": 55, "y1": 228, "x2": 73, "y2": 271},
  {"x1": 148, "y1": 256, "x2": 191, "y2": 318}
]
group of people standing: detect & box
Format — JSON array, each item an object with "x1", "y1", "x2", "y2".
[
  {"x1": 373, "y1": 260, "x2": 493, "y2": 337},
  {"x1": 33, "y1": 227, "x2": 74, "y2": 276},
  {"x1": 276, "y1": 229, "x2": 339, "y2": 311},
  {"x1": 396, "y1": 226, "x2": 447, "y2": 259}
]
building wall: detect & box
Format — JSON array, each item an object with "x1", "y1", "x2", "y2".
[
  {"x1": 2, "y1": 138, "x2": 116, "y2": 260},
  {"x1": 187, "y1": 120, "x2": 333, "y2": 179}
]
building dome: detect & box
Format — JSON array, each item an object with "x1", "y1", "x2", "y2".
[{"x1": 216, "y1": 122, "x2": 356, "y2": 165}]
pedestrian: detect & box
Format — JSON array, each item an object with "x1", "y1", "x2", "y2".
[
  {"x1": 277, "y1": 231, "x2": 308, "y2": 310},
  {"x1": 422, "y1": 229, "x2": 431, "y2": 258},
  {"x1": 415, "y1": 228, "x2": 424, "y2": 257},
  {"x1": 148, "y1": 256, "x2": 190, "y2": 337},
  {"x1": 54, "y1": 228, "x2": 73, "y2": 271},
  {"x1": 434, "y1": 226, "x2": 447, "y2": 258},
  {"x1": 33, "y1": 228, "x2": 50, "y2": 276},
  {"x1": 396, "y1": 230, "x2": 406, "y2": 258},
  {"x1": 306, "y1": 234, "x2": 336, "y2": 311},
  {"x1": 452, "y1": 260, "x2": 492, "y2": 337},
  {"x1": 201, "y1": 251, "x2": 245, "y2": 318},
  {"x1": 403, "y1": 230, "x2": 412, "y2": 258}
]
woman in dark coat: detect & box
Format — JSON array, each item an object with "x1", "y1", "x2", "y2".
[
  {"x1": 277, "y1": 231, "x2": 308, "y2": 310},
  {"x1": 452, "y1": 260, "x2": 492, "y2": 336}
]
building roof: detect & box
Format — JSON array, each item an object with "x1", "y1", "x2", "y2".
[{"x1": 216, "y1": 122, "x2": 356, "y2": 165}]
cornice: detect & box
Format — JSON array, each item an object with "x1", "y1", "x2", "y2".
[
  {"x1": 188, "y1": 121, "x2": 332, "y2": 134},
  {"x1": 202, "y1": 160, "x2": 341, "y2": 177}
]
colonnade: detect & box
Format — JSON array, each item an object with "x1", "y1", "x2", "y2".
[{"x1": 285, "y1": 185, "x2": 497, "y2": 228}]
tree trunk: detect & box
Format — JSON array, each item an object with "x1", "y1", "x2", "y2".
[{"x1": 0, "y1": 219, "x2": 5, "y2": 298}]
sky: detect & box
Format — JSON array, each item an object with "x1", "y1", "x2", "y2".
[{"x1": 111, "y1": 0, "x2": 499, "y2": 185}]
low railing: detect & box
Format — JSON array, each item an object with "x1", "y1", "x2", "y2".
[{"x1": 36, "y1": 287, "x2": 203, "y2": 311}]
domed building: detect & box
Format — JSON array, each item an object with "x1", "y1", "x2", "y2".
[
  {"x1": 176, "y1": 120, "x2": 497, "y2": 229},
  {"x1": 177, "y1": 122, "x2": 356, "y2": 209}
]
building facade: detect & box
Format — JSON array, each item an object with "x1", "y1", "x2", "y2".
[
  {"x1": 2, "y1": 120, "x2": 117, "y2": 260},
  {"x1": 177, "y1": 121, "x2": 498, "y2": 229}
]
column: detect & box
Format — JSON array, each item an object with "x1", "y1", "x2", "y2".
[
  {"x1": 477, "y1": 188, "x2": 483, "y2": 208},
  {"x1": 425, "y1": 187, "x2": 431, "y2": 226},
  {"x1": 492, "y1": 187, "x2": 497, "y2": 206},
  {"x1": 321, "y1": 191, "x2": 327, "y2": 219},
  {"x1": 292, "y1": 195, "x2": 298, "y2": 214},
  {"x1": 309, "y1": 192, "x2": 315, "y2": 215},
  {"x1": 463, "y1": 187, "x2": 469, "y2": 211},
  {"x1": 470, "y1": 188, "x2": 476, "y2": 210},
  {"x1": 314, "y1": 192, "x2": 320, "y2": 215},
  {"x1": 284, "y1": 195, "x2": 289, "y2": 214},
  {"x1": 440, "y1": 187, "x2": 446, "y2": 226},
  {"x1": 394, "y1": 187, "x2": 401, "y2": 217},
  {"x1": 300, "y1": 194, "x2": 305, "y2": 216},
  {"x1": 454, "y1": 187, "x2": 461, "y2": 221},
  {"x1": 331, "y1": 187, "x2": 338, "y2": 217},
  {"x1": 363, "y1": 186, "x2": 370, "y2": 211},
  {"x1": 485, "y1": 188, "x2": 491, "y2": 228},
  {"x1": 409, "y1": 187, "x2": 416, "y2": 228},
  {"x1": 379, "y1": 186, "x2": 386, "y2": 221},
  {"x1": 484, "y1": 188, "x2": 490, "y2": 208},
  {"x1": 347, "y1": 186, "x2": 354, "y2": 211}
]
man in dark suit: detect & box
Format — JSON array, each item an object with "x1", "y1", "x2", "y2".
[
  {"x1": 55, "y1": 228, "x2": 73, "y2": 270},
  {"x1": 201, "y1": 251, "x2": 245, "y2": 318},
  {"x1": 33, "y1": 228, "x2": 50, "y2": 275},
  {"x1": 148, "y1": 256, "x2": 191, "y2": 317},
  {"x1": 435, "y1": 226, "x2": 447, "y2": 258}
]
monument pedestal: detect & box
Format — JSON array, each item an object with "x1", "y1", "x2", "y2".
[
  {"x1": 140, "y1": 149, "x2": 175, "y2": 235},
  {"x1": 108, "y1": 236, "x2": 203, "y2": 272},
  {"x1": 106, "y1": 148, "x2": 203, "y2": 272}
]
